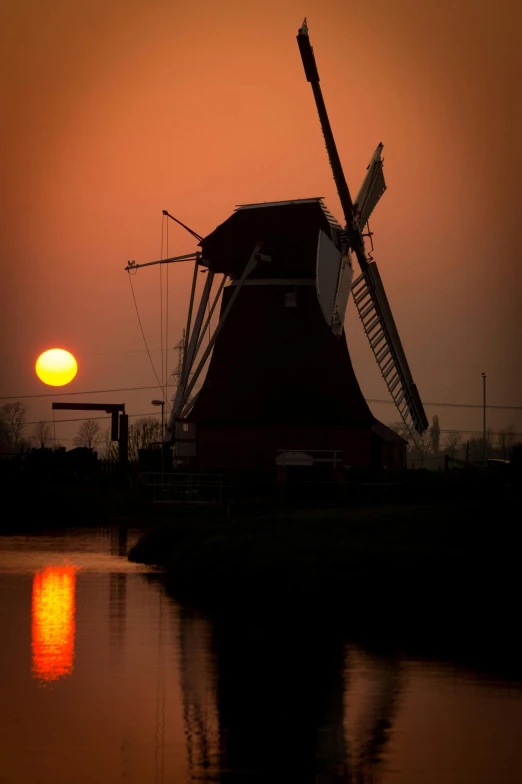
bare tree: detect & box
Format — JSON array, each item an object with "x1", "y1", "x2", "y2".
[
  {"x1": 430, "y1": 415, "x2": 440, "y2": 455},
  {"x1": 497, "y1": 425, "x2": 517, "y2": 459},
  {"x1": 1, "y1": 401, "x2": 28, "y2": 447},
  {"x1": 73, "y1": 419, "x2": 102, "y2": 449},
  {"x1": 387, "y1": 421, "x2": 410, "y2": 440},
  {"x1": 31, "y1": 420, "x2": 53, "y2": 448},
  {"x1": 128, "y1": 417, "x2": 162, "y2": 461},
  {"x1": 102, "y1": 427, "x2": 119, "y2": 459},
  {"x1": 410, "y1": 429, "x2": 432, "y2": 466},
  {"x1": 388, "y1": 421, "x2": 432, "y2": 466},
  {"x1": 0, "y1": 418, "x2": 12, "y2": 451},
  {"x1": 468, "y1": 430, "x2": 495, "y2": 463},
  {"x1": 444, "y1": 430, "x2": 462, "y2": 458},
  {"x1": 467, "y1": 436, "x2": 482, "y2": 463},
  {"x1": 486, "y1": 427, "x2": 495, "y2": 459}
]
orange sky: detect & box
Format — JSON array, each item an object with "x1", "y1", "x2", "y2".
[{"x1": 1, "y1": 0, "x2": 521, "y2": 445}]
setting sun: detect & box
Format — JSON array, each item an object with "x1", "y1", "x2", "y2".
[{"x1": 35, "y1": 348, "x2": 78, "y2": 386}]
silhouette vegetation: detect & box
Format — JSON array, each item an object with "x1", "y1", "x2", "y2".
[
  {"x1": 73, "y1": 418, "x2": 102, "y2": 449},
  {"x1": 0, "y1": 401, "x2": 28, "y2": 450},
  {"x1": 31, "y1": 420, "x2": 53, "y2": 448}
]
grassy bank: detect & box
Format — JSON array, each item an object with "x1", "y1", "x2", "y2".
[
  {"x1": 130, "y1": 495, "x2": 522, "y2": 676},
  {"x1": 129, "y1": 496, "x2": 520, "y2": 605}
]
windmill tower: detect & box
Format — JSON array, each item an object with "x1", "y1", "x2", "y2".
[{"x1": 127, "y1": 19, "x2": 428, "y2": 473}]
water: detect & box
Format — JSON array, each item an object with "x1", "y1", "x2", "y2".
[{"x1": 1, "y1": 528, "x2": 522, "y2": 784}]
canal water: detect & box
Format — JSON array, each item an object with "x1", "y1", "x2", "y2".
[{"x1": 1, "y1": 527, "x2": 521, "y2": 784}]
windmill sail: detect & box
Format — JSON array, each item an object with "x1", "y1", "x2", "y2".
[
  {"x1": 354, "y1": 143, "x2": 387, "y2": 231},
  {"x1": 331, "y1": 249, "x2": 354, "y2": 336},
  {"x1": 297, "y1": 19, "x2": 428, "y2": 434},
  {"x1": 351, "y1": 263, "x2": 428, "y2": 434},
  {"x1": 316, "y1": 230, "x2": 341, "y2": 327}
]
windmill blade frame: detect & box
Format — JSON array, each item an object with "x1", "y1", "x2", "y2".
[
  {"x1": 354, "y1": 143, "x2": 387, "y2": 232},
  {"x1": 297, "y1": 19, "x2": 429, "y2": 434},
  {"x1": 352, "y1": 262, "x2": 428, "y2": 434}
]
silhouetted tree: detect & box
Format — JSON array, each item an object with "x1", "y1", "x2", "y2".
[
  {"x1": 467, "y1": 436, "x2": 482, "y2": 463},
  {"x1": 128, "y1": 417, "x2": 162, "y2": 461},
  {"x1": 410, "y1": 429, "x2": 432, "y2": 466},
  {"x1": 468, "y1": 429, "x2": 495, "y2": 463},
  {"x1": 31, "y1": 420, "x2": 53, "y2": 448},
  {"x1": 497, "y1": 425, "x2": 517, "y2": 459},
  {"x1": 510, "y1": 443, "x2": 522, "y2": 469},
  {"x1": 430, "y1": 415, "x2": 440, "y2": 455},
  {"x1": 102, "y1": 427, "x2": 119, "y2": 459},
  {"x1": 1, "y1": 401, "x2": 28, "y2": 448},
  {"x1": 0, "y1": 418, "x2": 12, "y2": 452},
  {"x1": 73, "y1": 419, "x2": 102, "y2": 449},
  {"x1": 444, "y1": 430, "x2": 462, "y2": 458},
  {"x1": 387, "y1": 421, "x2": 410, "y2": 440},
  {"x1": 388, "y1": 421, "x2": 432, "y2": 466}
]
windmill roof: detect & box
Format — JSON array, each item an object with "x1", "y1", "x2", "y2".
[
  {"x1": 371, "y1": 422, "x2": 408, "y2": 443},
  {"x1": 235, "y1": 197, "x2": 342, "y2": 230},
  {"x1": 200, "y1": 198, "x2": 341, "y2": 277}
]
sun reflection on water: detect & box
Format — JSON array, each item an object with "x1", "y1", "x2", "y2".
[{"x1": 31, "y1": 566, "x2": 77, "y2": 684}]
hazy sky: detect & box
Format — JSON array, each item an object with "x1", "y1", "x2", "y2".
[{"x1": 1, "y1": 0, "x2": 521, "y2": 446}]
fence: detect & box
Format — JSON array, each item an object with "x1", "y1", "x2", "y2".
[{"x1": 140, "y1": 472, "x2": 232, "y2": 504}]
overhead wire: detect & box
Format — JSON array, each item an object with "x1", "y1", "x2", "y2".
[
  {"x1": 159, "y1": 213, "x2": 165, "y2": 402},
  {"x1": 0, "y1": 385, "x2": 163, "y2": 401},
  {"x1": 127, "y1": 269, "x2": 163, "y2": 391},
  {"x1": 27, "y1": 412, "x2": 164, "y2": 426},
  {"x1": 365, "y1": 399, "x2": 522, "y2": 411},
  {"x1": 22, "y1": 411, "x2": 522, "y2": 439},
  {"x1": 165, "y1": 217, "x2": 169, "y2": 409},
  {"x1": 1, "y1": 385, "x2": 522, "y2": 411}
]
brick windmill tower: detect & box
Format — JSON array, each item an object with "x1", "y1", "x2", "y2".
[{"x1": 127, "y1": 20, "x2": 428, "y2": 474}]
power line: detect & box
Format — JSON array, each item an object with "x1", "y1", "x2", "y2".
[
  {"x1": 440, "y1": 429, "x2": 522, "y2": 436},
  {"x1": 25, "y1": 412, "x2": 161, "y2": 426},
  {"x1": 0, "y1": 385, "x2": 163, "y2": 401},
  {"x1": 1, "y1": 386, "x2": 521, "y2": 411},
  {"x1": 1, "y1": 376, "x2": 521, "y2": 413},
  {"x1": 366, "y1": 398, "x2": 522, "y2": 411},
  {"x1": 22, "y1": 411, "x2": 522, "y2": 439}
]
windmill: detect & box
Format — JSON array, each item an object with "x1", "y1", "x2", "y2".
[{"x1": 126, "y1": 19, "x2": 427, "y2": 473}]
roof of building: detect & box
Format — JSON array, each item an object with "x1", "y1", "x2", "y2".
[
  {"x1": 371, "y1": 422, "x2": 408, "y2": 443},
  {"x1": 235, "y1": 197, "x2": 342, "y2": 231},
  {"x1": 200, "y1": 198, "x2": 342, "y2": 278}
]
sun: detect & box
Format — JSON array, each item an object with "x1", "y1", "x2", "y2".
[{"x1": 36, "y1": 349, "x2": 78, "y2": 387}]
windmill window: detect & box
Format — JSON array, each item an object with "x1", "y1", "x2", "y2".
[
  {"x1": 182, "y1": 424, "x2": 189, "y2": 432},
  {"x1": 285, "y1": 286, "x2": 297, "y2": 307}
]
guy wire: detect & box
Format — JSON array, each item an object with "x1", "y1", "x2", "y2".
[
  {"x1": 159, "y1": 214, "x2": 165, "y2": 397},
  {"x1": 165, "y1": 219, "x2": 169, "y2": 408},
  {"x1": 127, "y1": 271, "x2": 163, "y2": 391}
]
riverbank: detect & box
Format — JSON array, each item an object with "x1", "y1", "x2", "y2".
[
  {"x1": 129, "y1": 496, "x2": 519, "y2": 599},
  {"x1": 129, "y1": 495, "x2": 522, "y2": 672}
]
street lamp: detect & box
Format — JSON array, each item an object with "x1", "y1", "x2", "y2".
[
  {"x1": 151, "y1": 400, "x2": 165, "y2": 475},
  {"x1": 481, "y1": 373, "x2": 487, "y2": 467}
]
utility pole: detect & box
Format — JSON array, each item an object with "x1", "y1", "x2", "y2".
[
  {"x1": 482, "y1": 372, "x2": 487, "y2": 466},
  {"x1": 151, "y1": 400, "x2": 166, "y2": 475}
]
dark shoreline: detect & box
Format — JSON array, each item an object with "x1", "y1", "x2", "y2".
[{"x1": 128, "y1": 494, "x2": 522, "y2": 682}]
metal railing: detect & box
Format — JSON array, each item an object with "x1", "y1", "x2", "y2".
[
  {"x1": 140, "y1": 472, "x2": 232, "y2": 503},
  {"x1": 275, "y1": 450, "x2": 343, "y2": 467}
]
